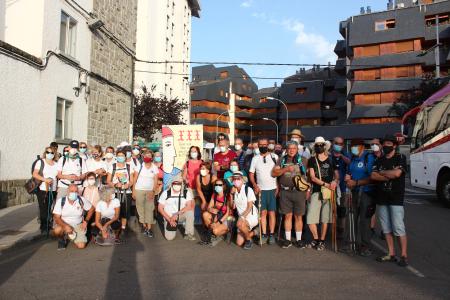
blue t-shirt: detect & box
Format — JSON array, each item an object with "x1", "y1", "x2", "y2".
[
  {"x1": 347, "y1": 151, "x2": 375, "y2": 192},
  {"x1": 331, "y1": 151, "x2": 350, "y2": 194}
]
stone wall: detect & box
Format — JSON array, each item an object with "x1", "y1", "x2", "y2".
[
  {"x1": 0, "y1": 180, "x2": 34, "y2": 209},
  {"x1": 88, "y1": 1, "x2": 137, "y2": 146}
]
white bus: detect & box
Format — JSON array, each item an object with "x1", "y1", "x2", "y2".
[{"x1": 406, "y1": 84, "x2": 450, "y2": 207}]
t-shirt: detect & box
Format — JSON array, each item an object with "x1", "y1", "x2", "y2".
[
  {"x1": 372, "y1": 154, "x2": 407, "y2": 206},
  {"x1": 35, "y1": 160, "x2": 58, "y2": 191},
  {"x1": 85, "y1": 158, "x2": 107, "y2": 174},
  {"x1": 52, "y1": 196, "x2": 92, "y2": 227},
  {"x1": 249, "y1": 153, "x2": 278, "y2": 190},
  {"x1": 158, "y1": 188, "x2": 194, "y2": 216},
  {"x1": 298, "y1": 145, "x2": 311, "y2": 159},
  {"x1": 108, "y1": 163, "x2": 132, "y2": 193},
  {"x1": 277, "y1": 155, "x2": 308, "y2": 188},
  {"x1": 57, "y1": 156, "x2": 87, "y2": 187},
  {"x1": 330, "y1": 151, "x2": 350, "y2": 194},
  {"x1": 347, "y1": 151, "x2": 375, "y2": 193},
  {"x1": 81, "y1": 186, "x2": 100, "y2": 208},
  {"x1": 186, "y1": 159, "x2": 202, "y2": 189},
  {"x1": 103, "y1": 158, "x2": 117, "y2": 173},
  {"x1": 235, "y1": 150, "x2": 246, "y2": 170},
  {"x1": 95, "y1": 199, "x2": 120, "y2": 219},
  {"x1": 308, "y1": 155, "x2": 336, "y2": 193},
  {"x1": 233, "y1": 185, "x2": 257, "y2": 217},
  {"x1": 213, "y1": 151, "x2": 237, "y2": 179},
  {"x1": 135, "y1": 164, "x2": 159, "y2": 191}
]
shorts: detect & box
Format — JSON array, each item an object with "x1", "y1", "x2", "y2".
[
  {"x1": 377, "y1": 205, "x2": 406, "y2": 236},
  {"x1": 260, "y1": 190, "x2": 277, "y2": 212},
  {"x1": 72, "y1": 224, "x2": 87, "y2": 244},
  {"x1": 239, "y1": 213, "x2": 258, "y2": 231},
  {"x1": 117, "y1": 192, "x2": 132, "y2": 220},
  {"x1": 280, "y1": 190, "x2": 306, "y2": 215},
  {"x1": 306, "y1": 192, "x2": 331, "y2": 224},
  {"x1": 91, "y1": 218, "x2": 121, "y2": 236}
]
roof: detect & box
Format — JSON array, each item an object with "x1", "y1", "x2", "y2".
[
  {"x1": 349, "y1": 104, "x2": 397, "y2": 119},
  {"x1": 187, "y1": 0, "x2": 201, "y2": 18}
]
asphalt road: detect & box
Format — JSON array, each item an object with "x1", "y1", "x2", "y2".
[{"x1": 0, "y1": 184, "x2": 449, "y2": 300}]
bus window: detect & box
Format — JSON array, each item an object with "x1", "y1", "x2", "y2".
[{"x1": 411, "y1": 110, "x2": 425, "y2": 150}]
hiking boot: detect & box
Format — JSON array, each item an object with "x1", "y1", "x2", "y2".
[
  {"x1": 376, "y1": 254, "x2": 398, "y2": 263},
  {"x1": 281, "y1": 240, "x2": 292, "y2": 249},
  {"x1": 267, "y1": 235, "x2": 276, "y2": 245},
  {"x1": 397, "y1": 256, "x2": 409, "y2": 267},
  {"x1": 243, "y1": 240, "x2": 253, "y2": 250},
  {"x1": 307, "y1": 240, "x2": 319, "y2": 249},
  {"x1": 184, "y1": 234, "x2": 196, "y2": 241},
  {"x1": 316, "y1": 241, "x2": 325, "y2": 251},
  {"x1": 359, "y1": 248, "x2": 373, "y2": 257},
  {"x1": 294, "y1": 240, "x2": 307, "y2": 249},
  {"x1": 147, "y1": 229, "x2": 154, "y2": 238},
  {"x1": 57, "y1": 238, "x2": 67, "y2": 251}
]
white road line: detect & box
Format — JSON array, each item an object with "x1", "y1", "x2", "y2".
[
  {"x1": 405, "y1": 188, "x2": 434, "y2": 195},
  {"x1": 371, "y1": 239, "x2": 425, "y2": 278}
]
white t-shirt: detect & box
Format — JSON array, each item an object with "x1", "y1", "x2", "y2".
[
  {"x1": 104, "y1": 158, "x2": 117, "y2": 173},
  {"x1": 53, "y1": 196, "x2": 92, "y2": 227},
  {"x1": 249, "y1": 153, "x2": 279, "y2": 190},
  {"x1": 298, "y1": 145, "x2": 311, "y2": 159},
  {"x1": 85, "y1": 158, "x2": 107, "y2": 173},
  {"x1": 34, "y1": 159, "x2": 58, "y2": 191},
  {"x1": 135, "y1": 164, "x2": 159, "y2": 191},
  {"x1": 158, "y1": 188, "x2": 194, "y2": 216},
  {"x1": 233, "y1": 185, "x2": 257, "y2": 217},
  {"x1": 128, "y1": 158, "x2": 141, "y2": 173},
  {"x1": 57, "y1": 156, "x2": 87, "y2": 187},
  {"x1": 108, "y1": 163, "x2": 132, "y2": 193},
  {"x1": 95, "y1": 199, "x2": 120, "y2": 219}
]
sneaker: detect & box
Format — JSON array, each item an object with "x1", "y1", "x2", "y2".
[
  {"x1": 316, "y1": 241, "x2": 325, "y2": 251},
  {"x1": 114, "y1": 238, "x2": 124, "y2": 245},
  {"x1": 243, "y1": 240, "x2": 253, "y2": 250},
  {"x1": 294, "y1": 240, "x2": 307, "y2": 249},
  {"x1": 267, "y1": 235, "x2": 276, "y2": 245},
  {"x1": 307, "y1": 240, "x2": 319, "y2": 249},
  {"x1": 143, "y1": 229, "x2": 148, "y2": 236},
  {"x1": 57, "y1": 238, "x2": 67, "y2": 251},
  {"x1": 210, "y1": 236, "x2": 223, "y2": 247},
  {"x1": 147, "y1": 229, "x2": 154, "y2": 238},
  {"x1": 184, "y1": 234, "x2": 196, "y2": 241},
  {"x1": 376, "y1": 254, "x2": 398, "y2": 263},
  {"x1": 397, "y1": 256, "x2": 409, "y2": 267},
  {"x1": 359, "y1": 248, "x2": 373, "y2": 257},
  {"x1": 281, "y1": 240, "x2": 292, "y2": 249}
]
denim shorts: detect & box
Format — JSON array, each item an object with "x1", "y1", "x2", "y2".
[
  {"x1": 260, "y1": 190, "x2": 277, "y2": 212},
  {"x1": 377, "y1": 205, "x2": 406, "y2": 236}
]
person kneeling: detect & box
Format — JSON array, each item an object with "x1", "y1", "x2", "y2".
[
  {"x1": 158, "y1": 177, "x2": 196, "y2": 241},
  {"x1": 230, "y1": 172, "x2": 258, "y2": 250},
  {"x1": 202, "y1": 179, "x2": 230, "y2": 246},
  {"x1": 52, "y1": 184, "x2": 94, "y2": 250},
  {"x1": 92, "y1": 188, "x2": 121, "y2": 245}
]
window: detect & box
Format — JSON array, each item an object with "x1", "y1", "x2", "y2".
[
  {"x1": 172, "y1": 2, "x2": 175, "y2": 16},
  {"x1": 55, "y1": 98, "x2": 73, "y2": 140},
  {"x1": 165, "y1": 38, "x2": 169, "y2": 52},
  {"x1": 170, "y1": 65, "x2": 173, "y2": 79},
  {"x1": 170, "y1": 44, "x2": 174, "y2": 57},
  {"x1": 166, "y1": 15, "x2": 170, "y2": 30},
  {"x1": 190, "y1": 88, "x2": 195, "y2": 95},
  {"x1": 425, "y1": 13, "x2": 450, "y2": 27},
  {"x1": 59, "y1": 12, "x2": 77, "y2": 57},
  {"x1": 375, "y1": 19, "x2": 395, "y2": 31},
  {"x1": 170, "y1": 88, "x2": 173, "y2": 99},
  {"x1": 296, "y1": 88, "x2": 307, "y2": 95},
  {"x1": 220, "y1": 90, "x2": 224, "y2": 97},
  {"x1": 171, "y1": 23, "x2": 174, "y2": 37}
]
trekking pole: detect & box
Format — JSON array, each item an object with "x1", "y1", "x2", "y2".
[
  {"x1": 331, "y1": 191, "x2": 337, "y2": 253},
  {"x1": 46, "y1": 185, "x2": 54, "y2": 238},
  {"x1": 258, "y1": 192, "x2": 262, "y2": 247},
  {"x1": 348, "y1": 189, "x2": 356, "y2": 254}
]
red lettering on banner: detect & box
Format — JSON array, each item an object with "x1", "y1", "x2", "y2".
[
  {"x1": 178, "y1": 130, "x2": 185, "y2": 141},
  {"x1": 195, "y1": 130, "x2": 200, "y2": 141},
  {"x1": 187, "y1": 130, "x2": 192, "y2": 141}
]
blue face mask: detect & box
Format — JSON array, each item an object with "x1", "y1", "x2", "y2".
[
  {"x1": 46, "y1": 153, "x2": 55, "y2": 160},
  {"x1": 154, "y1": 157, "x2": 162, "y2": 163},
  {"x1": 333, "y1": 144, "x2": 343, "y2": 152},
  {"x1": 351, "y1": 146, "x2": 360, "y2": 156},
  {"x1": 68, "y1": 192, "x2": 78, "y2": 201},
  {"x1": 126, "y1": 152, "x2": 132, "y2": 158},
  {"x1": 215, "y1": 185, "x2": 223, "y2": 194},
  {"x1": 230, "y1": 165, "x2": 238, "y2": 173},
  {"x1": 80, "y1": 148, "x2": 87, "y2": 153},
  {"x1": 117, "y1": 156, "x2": 126, "y2": 163}
]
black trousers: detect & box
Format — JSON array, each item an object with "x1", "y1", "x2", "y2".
[{"x1": 36, "y1": 190, "x2": 56, "y2": 231}]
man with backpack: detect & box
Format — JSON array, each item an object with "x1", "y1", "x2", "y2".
[
  {"x1": 52, "y1": 184, "x2": 95, "y2": 250},
  {"x1": 272, "y1": 141, "x2": 309, "y2": 249},
  {"x1": 344, "y1": 139, "x2": 375, "y2": 257},
  {"x1": 249, "y1": 137, "x2": 278, "y2": 245},
  {"x1": 56, "y1": 140, "x2": 87, "y2": 200}
]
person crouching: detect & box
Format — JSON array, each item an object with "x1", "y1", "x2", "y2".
[{"x1": 92, "y1": 188, "x2": 122, "y2": 245}]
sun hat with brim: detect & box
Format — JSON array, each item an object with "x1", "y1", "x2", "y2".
[
  {"x1": 313, "y1": 136, "x2": 326, "y2": 145},
  {"x1": 289, "y1": 129, "x2": 305, "y2": 138},
  {"x1": 231, "y1": 171, "x2": 244, "y2": 178},
  {"x1": 350, "y1": 139, "x2": 365, "y2": 147}
]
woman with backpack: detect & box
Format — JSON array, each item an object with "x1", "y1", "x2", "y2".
[
  {"x1": 32, "y1": 146, "x2": 58, "y2": 233},
  {"x1": 132, "y1": 150, "x2": 159, "y2": 237},
  {"x1": 85, "y1": 145, "x2": 107, "y2": 186},
  {"x1": 196, "y1": 161, "x2": 216, "y2": 211}
]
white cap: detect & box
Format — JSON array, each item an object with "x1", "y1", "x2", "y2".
[
  {"x1": 117, "y1": 141, "x2": 130, "y2": 149},
  {"x1": 314, "y1": 136, "x2": 326, "y2": 144}
]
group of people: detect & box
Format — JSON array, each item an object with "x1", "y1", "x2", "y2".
[{"x1": 31, "y1": 128, "x2": 409, "y2": 267}]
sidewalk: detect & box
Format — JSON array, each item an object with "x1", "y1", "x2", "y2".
[{"x1": 0, "y1": 202, "x2": 41, "y2": 252}]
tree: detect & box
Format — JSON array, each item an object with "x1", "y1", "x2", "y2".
[{"x1": 133, "y1": 85, "x2": 189, "y2": 141}]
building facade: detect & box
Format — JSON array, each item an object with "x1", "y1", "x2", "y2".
[
  {"x1": 339, "y1": 0, "x2": 450, "y2": 124},
  {"x1": 135, "y1": 0, "x2": 200, "y2": 123}
]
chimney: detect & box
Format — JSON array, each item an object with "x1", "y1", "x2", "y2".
[
  {"x1": 367, "y1": 6, "x2": 371, "y2": 13},
  {"x1": 387, "y1": 0, "x2": 394, "y2": 10},
  {"x1": 360, "y1": 7, "x2": 365, "y2": 14},
  {"x1": 274, "y1": 82, "x2": 278, "y2": 88}
]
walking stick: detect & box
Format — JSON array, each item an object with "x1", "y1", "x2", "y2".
[
  {"x1": 46, "y1": 185, "x2": 54, "y2": 238},
  {"x1": 347, "y1": 189, "x2": 356, "y2": 254},
  {"x1": 331, "y1": 191, "x2": 337, "y2": 253},
  {"x1": 258, "y1": 192, "x2": 262, "y2": 247}
]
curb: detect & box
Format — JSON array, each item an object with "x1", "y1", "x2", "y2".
[{"x1": 0, "y1": 230, "x2": 45, "y2": 255}]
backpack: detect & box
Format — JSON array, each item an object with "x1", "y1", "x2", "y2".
[
  {"x1": 167, "y1": 186, "x2": 189, "y2": 199},
  {"x1": 281, "y1": 154, "x2": 306, "y2": 175},
  {"x1": 60, "y1": 195, "x2": 87, "y2": 218},
  {"x1": 24, "y1": 157, "x2": 45, "y2": 194}
]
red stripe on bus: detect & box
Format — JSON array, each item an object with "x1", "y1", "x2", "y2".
[{"x1": 412, "y1": 134, "x2": 450, "y2": 154}]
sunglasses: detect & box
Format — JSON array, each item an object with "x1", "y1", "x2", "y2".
[
  {"x1": 316, "y1": 143, "x2": 325, "y2": 147},
  {"x1": 45, "y1": 151, "x2": 54, "y2": 154},
  {"x1": 334, "y1": 142, "x2": 344, "y2": 145},
  {"x1": 215, "y1": 183, "x2": 223, "y2": 186},
  {"x1": 80, "y1": 146, "x2": 87, "y2": 149}
]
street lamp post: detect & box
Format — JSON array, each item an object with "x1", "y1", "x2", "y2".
[
  {"x1": 216, "y1": 111, "x2": 229, "y2": 141},
  {"x1": 267, "y1": 96, "x2": 289, "y2": 142},
  {"x1": 263, "y1": 117, "x2": 279, "y2": 143},
  {"x1": 250, "y1": 124, "x2": 253, "y2": 143}
]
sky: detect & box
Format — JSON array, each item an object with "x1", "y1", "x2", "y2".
[{"x1": 191, "y1": 0, "x2": 387, "y2": 88}]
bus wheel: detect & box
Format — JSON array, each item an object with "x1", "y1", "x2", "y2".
[{"x1": 437, "y1": 172, "x2": 450, "y2": 208}]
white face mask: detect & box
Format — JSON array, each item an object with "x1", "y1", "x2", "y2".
[
  {"x1": 105, "y1": 153, "x2": 114, "y2": 159},
  {"x1": 291, "y1": 138, "x2": 300, "y2": 144},
  {"x1": 235, "y1": 144, "x2": 242, "y2": 151},
  {"x1": 87, "y1": 179, "x2": 96, "y2": 186},
  {"x1": 132, "y1": 149, "x2": 140, "y2": 156},
  {"x1": 268, "y1": 144, "x2": 275, "y2": 150},
  {"x1": 371, "y1": 144, "x2": 381, "y2": 152},
  {"x1": 200, "y1": 169, "x2": 208, "y2": 176},
  {"x1": 219, "y1": 146, "x2": 226, "y2": 153},
  {"x1": 172, "y1": 184, "x2": 182, "y2": 192},
  {"x1": 190, "y1": 152, "x2": 198, "y2": 159},
  {"x1": 69, "y1": 148, "x2": 77, "y2": 156}
]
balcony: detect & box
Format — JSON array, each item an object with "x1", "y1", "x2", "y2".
[
  {"x1": 191, "y1": 106, "x2": 227, "y2": 114},
  {"x1": 334, "y1": 40, "x2": 347, "y2": 57},
  {"x1": 191, "y1": 118, "x2": 228, "y2": 128},
  {"x1": 348, "y1": 104, "x2": 397, "y2": 119},
  {"x1": 349, "y1": 78, "x2": 422, "y2": 95},
  {"x1": 335, "y1": 58, "x2": 347, "y2": 75}
]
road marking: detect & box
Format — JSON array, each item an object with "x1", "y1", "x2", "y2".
[
  {"x1": 404, "y1": 199, "x2": 426, "y2": 205},
  {"x1": 371, "y1": 240, "x2": 425, "y2": 278},
  {"x1": 405, "y1": 188, "x2": 434, "y2": 195}
]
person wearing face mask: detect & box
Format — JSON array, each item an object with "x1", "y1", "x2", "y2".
[
  {"x1": 92, "y1": 188, "x2": 121, "y2": 244},
  {"x1": 224, "y1": 159, "x2": 248, "y2": 189},
  {"x1": 213, "y1": 139, "x2": 237, "y2": 179},
  {"x1": 103, "y1": 146, "x2": 116, "y2": 170},
  {"x1": 56, "y1": 140, "x2": 87, "y2": 200},
  {"x1": 183, "y1": 146, "x2": 203, "y2": 191},
  {"x1": 268, "y1": 139, "x2": 276, "y2": 153},
  {"x1": 196, "y1": 162, "x2": 216, "y2": 211},
  {"x1": 344, "y1": 139, "x2": 375, "y2": 257},
  {"x1": 371, "y1": 135, "x2": 408, "y2": 267},
  {"x1": 370, "y1": 138, "x2": 383, "y2": 159},
  {"x1": 289, "y1": 129, "x2": 311, "y2": 159},
  {"x1": 132, "y1": 145, "x2": 142, "y2": 164},
  {"x1": 63, "y1": 146, "x2": 70, "y2": 158},
  {"x1": 85, "y1": 145, "x2": 107, "y2": 186},
  {"x1": 213, "y1": 133, "x2": 229, "y2": 154},
  {"x1": 50, "y1": 142, "x2": 61, "y2": 161},
  {"x1": 122, "y1": 145, "x2": 141, "y2": 172},
  {"x1": 158, "y1": 176, "x2": 196, "y2": 241},
  {"x1": 249, "y1": 138, "x2": 279, "y2": 245},
  {"x1": 234, "y1": 138, "x2": 246, "y2": 170},
  {"x1": 52, "y1": 184, "x2": 95, "y2": 250},
  {"x1": 307, "y1": 136, "x2": 339, "y2": 251},
  {"x1": 243, "y1": 142, "x2": 259, "y2": 183},
  {"x1": 133, "y1": 150, "x2": 159, "y2": 237},
  {"x1": 82, "y1": 172, "x2": 101, "y2": 208},
  {"x1": 153, "y1": 151, "x2": 164, "y2": 195},
  {"x1": 201, "y1": 179, "x2": 230, "y2": 246},
  {"x1": 79, "y1": 142, "x2": 89, "y2": 160},
  {"x1": 33, "y1": 146, "x2": 58, "y2": 234},
  {"x1": 274, "y1": 143, "x2": 283, "y2": 157},
  {"x1": 230, "y1": 171, "x2": 259, "y2": 250}
]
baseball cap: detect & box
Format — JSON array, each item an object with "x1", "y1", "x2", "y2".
[{"x1": 69, "y1": 140, "x2": 79, "y2": 149}]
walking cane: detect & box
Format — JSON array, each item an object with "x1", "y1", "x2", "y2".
[
  {"x1": 347, "y1": 189, "x2": 356, "y2": 254},
  {"x1": 258, "y1": 192, "x2": 262, "y2": 247},
  {"x1": 331, "y1": 191, "x2": 337, "y2": 253},
  {"x1": 46, "y1": 184, "x2": 54, "y2": 238}
]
